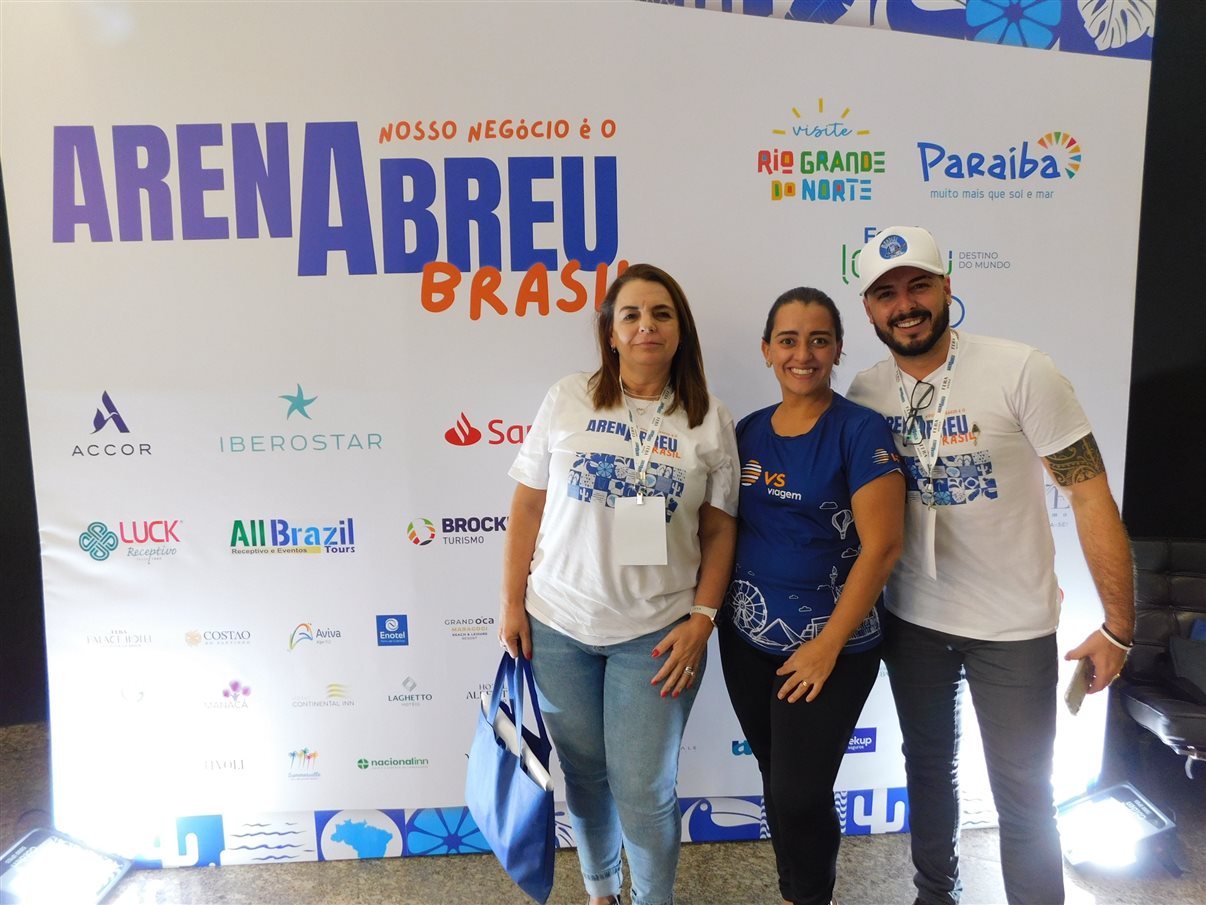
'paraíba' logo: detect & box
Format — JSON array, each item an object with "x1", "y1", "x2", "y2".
[
  {"x1": 917, "y1": 131, "x2": 1082, "y2": 183},
  {"x1": 759, "y1": 97, "x2": 885, "y2": 203},
  {"x1": 230, "y1": 517, "x2": 356, "y2": 554}
]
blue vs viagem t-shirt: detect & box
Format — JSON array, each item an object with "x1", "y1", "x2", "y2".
[{"x1": 726, "y1": 394, "x2": 901, "y2": 656}]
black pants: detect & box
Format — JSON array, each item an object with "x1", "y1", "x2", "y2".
[{"x1": 719, "y1": 623, "x2": 881, "y2": 905}]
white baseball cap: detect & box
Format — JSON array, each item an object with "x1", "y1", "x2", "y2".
[{"x1": 859, "y1": 226, "x2": 945, "y2": 294}]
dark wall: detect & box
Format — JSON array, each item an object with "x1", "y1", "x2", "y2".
[
  {"x1": 1, "y1": 4, "x2": 1203, "y2": 725},
  {"x1": 1122, "y1": 1, "x2": 1206, "y2": 539}
]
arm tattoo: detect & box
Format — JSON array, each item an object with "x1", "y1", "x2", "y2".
[{"x1": 1045, "y1": 433, "x2": 1106, "y2": 486}]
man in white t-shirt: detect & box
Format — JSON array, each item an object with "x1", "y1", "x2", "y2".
[{"x1": 846, "y1": 226, "x2": 1135, "y2": 905}]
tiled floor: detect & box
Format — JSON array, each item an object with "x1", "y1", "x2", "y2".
[{"x1": 2, "y1": 722, "x2": 1202, "y2": 904}]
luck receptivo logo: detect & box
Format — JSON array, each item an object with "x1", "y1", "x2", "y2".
[
  {"x1": 758, "y1": 96, "x2": 885, "y2": 204},
  {"x1": 78, "y1": 519, "x2": 181, "y2": 563},
  {"x1": 230, "y1": 517, "x2": 356, "y2": 554},
  {"x1": 72, "y1": 391, "x2": 152, "y2": 458},
  {"x1": 444, "y1": 412, "x2": 531, "y2": 446},
  {"x1": 218, "y1": 385, "x2": 383, "y2": 455}
]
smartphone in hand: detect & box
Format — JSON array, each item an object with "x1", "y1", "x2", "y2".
[{"x1": 1064, "y1": 657, "x2": 1092, "y2": 715}]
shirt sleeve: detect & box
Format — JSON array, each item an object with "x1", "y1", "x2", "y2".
[
  {"x1": 1013, "y1": 350, "x2": 1093, "y2": 458},
  {"x1": 508, "y1": 380, "x2": 559, "y2": 489},
  {"x1": 844, "y1": 404, "x2": 903, "y2": 496},
  {"x1": 704, "y1": 400, "x2": 740, "y2": 517}
]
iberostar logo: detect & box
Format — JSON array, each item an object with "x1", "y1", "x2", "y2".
[
  {"x1": 407, "y1": 518, "x2": 436, "y2": 546},
  {"x1": 759, "y1": 97, "x2": 885, "y2": 203},
  {"x1": 280, "y1": 384, "x2": 317, "y2": 419}
]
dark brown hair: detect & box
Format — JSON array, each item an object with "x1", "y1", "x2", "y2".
[
  {"x1": 588, "y1": 263, "x2": 711, "y2": 428},
  {"x1": 762, "y1": 287, "x2": 845, "y2": 348}
]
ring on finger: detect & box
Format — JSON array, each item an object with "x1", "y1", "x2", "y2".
[{"x1": 683, "y1": 666, "x2": 696, "y2": 677}]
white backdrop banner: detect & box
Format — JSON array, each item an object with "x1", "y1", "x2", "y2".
[{"x1": 1, "y1": 0, "x2": 1151, "y2": 867}]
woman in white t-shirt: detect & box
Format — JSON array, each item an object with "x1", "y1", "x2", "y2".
[{"x1": 500, "y1": 263, "x2": 739, "y2": 905}]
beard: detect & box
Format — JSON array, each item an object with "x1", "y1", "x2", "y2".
[{"x1": 873, "y1": 301, "x2": 950, "y2": 358}]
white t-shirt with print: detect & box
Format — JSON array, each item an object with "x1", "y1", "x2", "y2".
[
  {"x1": 847, "y1": 332, "x2": 1092, "y2": 641},
  {"x1": 509, "y1": 372, "x2": 740, "y2": 645}
]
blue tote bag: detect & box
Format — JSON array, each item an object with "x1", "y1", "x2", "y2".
[{"x1": 465, "y1": 653, "x2": 555, "y2": 903}]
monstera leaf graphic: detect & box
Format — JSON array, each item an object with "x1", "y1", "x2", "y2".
[{"x1": 1078, "y1": 0, "x2": 1155, "y2": 50}]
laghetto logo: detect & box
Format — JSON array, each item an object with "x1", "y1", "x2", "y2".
[
  {"x1": 407, "y1": 518, "x2": 436, "y2": 546},
  {"x1": 230, "y1": 517, "x2": 355, "y2": 554},
  {"x1": 78, "y1": 520, "x2": 180, "y2": 562},
  {"x1": 758, "y1": 97, "x2": 885, "y2": 204},
  {"x1": 918, "y1": 131, "x2": 1082, "y2": 185}
]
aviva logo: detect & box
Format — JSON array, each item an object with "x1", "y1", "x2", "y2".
[{"x1": 288, "y1": 622, "x2": 342, "y2": 650}]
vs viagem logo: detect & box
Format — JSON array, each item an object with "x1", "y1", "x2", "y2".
[
  {"x1": 71, "y1": 391, "x2": 152, "y2": 458},
  {"x1": 218, "y1": 385, "x2": 383, "y2": 455}
]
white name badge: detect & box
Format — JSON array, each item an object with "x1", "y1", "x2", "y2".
[{"x1": 613, "y1": 495, "x2": 668, "y2": 565}]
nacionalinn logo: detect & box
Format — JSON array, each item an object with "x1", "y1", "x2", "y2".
[
  {"x1": 919, "y1": 131, "x2": 1082, "y2": 197},
  {"x1": 218, "y1": 385, "x2": 383, "y2": 454},
  {"x1": 72, "y1": 391, "x2": 151, "y2": 458},
  {"x1": 444, "y1": 413, "x2": 531, "y2": 446},
  {"x1": 78, "y1": 519, "x2": 180, "y2": 562},
  {"x1": 230, "y1": 517, "x2": 356, "y2": 554},
  {"x1": 759, "y1": 96, "x2": 885, "y2": 204}
]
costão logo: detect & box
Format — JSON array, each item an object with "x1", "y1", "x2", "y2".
[
  {"x1": 185, "y1": 628, "x2": 252, "y2": 647},
  {"x1": 407, "y1": 518, "x2": 436, "y2": 546},
  {"x1": 759, "y1": 97, "x2": 885, "y2": 203},
  {"x1": 444, "y1": 413, "x2": 530, "y2": 446},
  {"x1": 219, "y1": 386, "x2": 383, "y2": 454},
  {"x1": 230, "y1": 517, "x2": 356, "y2": 554},
  {"x1": 918, "y1": 131, "x2": 1082, "y2": 183}
]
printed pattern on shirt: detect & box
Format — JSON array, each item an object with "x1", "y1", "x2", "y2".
[
  {"x1": 567, "y1": 452, "x2": 685, "y2": 523},
  {"x1": 903, "y1": 450, "x2": 998, "y2": 507}
]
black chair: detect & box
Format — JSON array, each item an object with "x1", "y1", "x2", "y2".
[{"x1": 1110, "y1": 538, "x2": 1206, "y2": 779}]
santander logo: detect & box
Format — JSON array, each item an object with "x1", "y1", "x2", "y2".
[{"x1": 445, "y1": 413, "x2": 482, "y2": 446}]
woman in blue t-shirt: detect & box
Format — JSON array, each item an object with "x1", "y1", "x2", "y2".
[{"x1": 720, "y1": 287, "x2": 904, "y2": 905}]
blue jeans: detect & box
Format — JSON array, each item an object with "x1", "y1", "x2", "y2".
[
  {"x1": 883, "y1": 610, "x2": 1063, "y2": 905},
  {"x1": 529, "y1": 617, "x2": 701, "y2": 905}
]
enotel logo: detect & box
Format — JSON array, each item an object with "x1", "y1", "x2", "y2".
[
  {"x1": 444, "y1": 412, "x2": 531, "y2": 446},
  {"x1": 72, "y1": 391, "x2": 152, "y2": 458}
]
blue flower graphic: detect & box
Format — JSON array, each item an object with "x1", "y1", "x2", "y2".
[
  {"x1": 404, "y1": 807, "x2": 489, "y2": 856},
  {"x1": 967, "y1": 0, "x2": 1061, "y2": 48}
]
